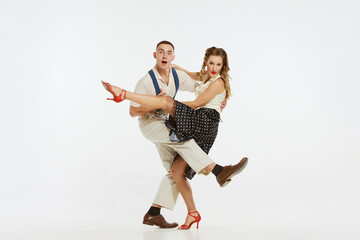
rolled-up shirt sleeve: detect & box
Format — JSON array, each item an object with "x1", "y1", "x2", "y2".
[
  {"x1": 177, "y1": 70, "x2": 197, "y2": 92},
  {"x1": 130, "y1": 80, "x2": 150, "y2": 107}
]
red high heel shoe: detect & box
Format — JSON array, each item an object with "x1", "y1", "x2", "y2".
[
  {"x1": 178, "y1": 211, "x2": 201, "y2": 230},
  {"x1": 101, "y1": 80, "x2": 126, "y2": 103}
]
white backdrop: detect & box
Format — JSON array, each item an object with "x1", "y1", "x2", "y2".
[{"x1": 1, "y1": 0, "x2": 359, "y2": 239}]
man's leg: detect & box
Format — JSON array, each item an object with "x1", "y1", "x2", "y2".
[
  {"x1": 162, "y1": 136, "x2": 248, "y2": 188},
  {"x1": 141, "y1": 120, "x2": 248, "y2": 186},
  {"x1": 140, "y1": 120, "x2": 214, "y2": 173},
  {"x1": 142, "y1": 143, "x2": 179, "y2": 228},
  {"x1": 142, "y1": 171, "x2": 179, "y2": 228},
  {"x1": 140, "y1": 120, "x2": 248, "y2": 228},
  {"x1": 152, "y1": 144, "x2": 179, "y2": 210},
  {"x1": 152, "y1": 173, "x2": 178, "y2": 209},
  {"x1": 168, "y1": 139, "x2": 214, "y2": 174}
]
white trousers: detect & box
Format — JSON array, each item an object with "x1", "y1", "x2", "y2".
[{"x1": 139, "y1": 118, "x2": 213, "y2": 210}]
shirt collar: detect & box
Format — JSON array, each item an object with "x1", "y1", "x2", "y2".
[{"x1": 153, "y1": 66, "x2": 173, "y2": 85}]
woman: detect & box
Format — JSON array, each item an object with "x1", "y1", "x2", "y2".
[{"x1": 102, "y1": 47, "x2": 247, "y2": 229}]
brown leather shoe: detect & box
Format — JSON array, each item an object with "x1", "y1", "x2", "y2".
[
  {"x1": 216, "y1": 157, "x2": 248, "y2": 187},
  {"x1": 143, "y1": 213, "x2": 178, "y2": 228}
]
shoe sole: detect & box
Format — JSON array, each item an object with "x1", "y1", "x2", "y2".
[
  {"x1": 143, "y1": 221, "x2": 178, "y2": 228},
  {"x1": 101, "y1": 81, "x2": 109, "y2": 90},
  {"x1": 143, "y1": 221, "x2": 155, "y2": 226},
  {"x1": 220, "y1": 157, "x2": 248, "y2": 187},
  {"x1": 221, "y1": 179, "x2": 231, "y2": 188}
]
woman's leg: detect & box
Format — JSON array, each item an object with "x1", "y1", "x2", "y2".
[
  {"x1": 171, "y1": 156, "x2": 200, "y2": 226},
  {"x1": 102, "y1": 82, "x2": 175, "y2": 116}
]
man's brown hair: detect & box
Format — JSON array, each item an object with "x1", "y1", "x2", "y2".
[{"x1": 156, "y1": 40, "x2": 175, "y2": 51}]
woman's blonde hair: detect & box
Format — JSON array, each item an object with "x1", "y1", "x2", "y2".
[{"x1": 199, "y1": 47, "x2": 231, "y2": 100}]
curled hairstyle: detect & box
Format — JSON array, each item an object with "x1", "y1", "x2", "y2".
[{"x1": 199, "y1": 47, "x2": 231, "y2": 100}]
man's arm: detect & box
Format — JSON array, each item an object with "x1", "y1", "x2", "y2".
[
  {"x1": 129, "y1": 105, "x2": 157, "y2": 117},
  {"x1": 172, "y1": 64, "x2": 200, "y2": 81}
]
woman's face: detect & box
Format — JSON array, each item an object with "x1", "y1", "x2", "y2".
[{"x1": 206, "y1": 55, "x2": 223, "y2": 77}]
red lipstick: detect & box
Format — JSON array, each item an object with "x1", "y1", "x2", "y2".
[{"x1": 211, "y1": 71, "x2": 217, "y2": 75}]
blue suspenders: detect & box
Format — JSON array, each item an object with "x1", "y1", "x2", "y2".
[
  {"x1": 172, "y1": 68, "x2": 179, "y2": 98},
  {"x1": 148, "y1": 68, "x2": 179, "y2": 98}
]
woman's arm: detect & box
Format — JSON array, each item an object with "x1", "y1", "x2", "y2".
[
  {"x1": 182, "y1": 79, "x2": 225, "y2": 109},
  {"x1": 172, "y1": 64, "x2": 200, "y2": 81}
]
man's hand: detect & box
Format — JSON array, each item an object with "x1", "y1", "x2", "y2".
[{"x1": 220, "y1": 100, "x2": 227, "y2": 112}]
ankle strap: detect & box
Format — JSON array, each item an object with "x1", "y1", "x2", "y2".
[{"x1": 188, "y1": 211, "x2": 199, "y2": 218}]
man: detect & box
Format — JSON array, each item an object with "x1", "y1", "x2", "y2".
[{"x1": 129, "y1": 41, "x2": 247, "y2": 228}]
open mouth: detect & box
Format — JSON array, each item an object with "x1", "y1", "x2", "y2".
[{"x1": 161, "y1": 60, "x2": 168, "y2": 65}]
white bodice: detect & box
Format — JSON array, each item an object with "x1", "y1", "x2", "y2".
[{"x1": 195, "y1": 75, "x2": 226, "y2": 113}]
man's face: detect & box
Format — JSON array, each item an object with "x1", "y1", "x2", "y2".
[{"x1": 153, "y1": 44, "x2": 175, "y2": 70}]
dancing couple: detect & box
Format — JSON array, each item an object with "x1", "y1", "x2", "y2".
[{"x1": 101, "y1": 41, "x2": 248, "y2": 229}]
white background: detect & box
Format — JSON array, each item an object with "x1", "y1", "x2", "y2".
[{"x1": 1, "y1": 0, "x2": 359, "y2": 239}]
